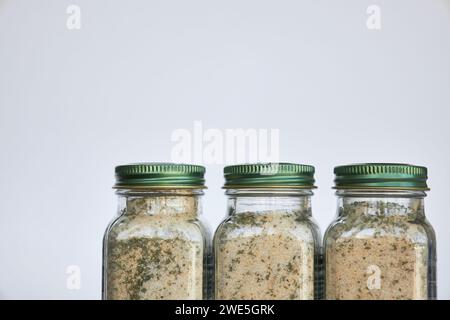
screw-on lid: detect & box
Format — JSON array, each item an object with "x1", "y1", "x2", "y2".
[
  {"x1": 334, "y1": 163, "x2": 429, "y2": 190},
  {"x1": 223, "y1": 163, "x2": 316, "y2": 189},
  {"x1": 114, "y1": 163, "x2": 206, "y2": 189}
]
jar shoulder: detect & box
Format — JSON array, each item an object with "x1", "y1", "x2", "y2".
[
  {"x1": 105, "y1": 214, "x2": 207, "y2": 244},
  {"x1": 214, "y1": 213, "x2": 320, "y2": 243},
  {"x1": 324, "y1": 215, "x2": 434, "y2": 246}
]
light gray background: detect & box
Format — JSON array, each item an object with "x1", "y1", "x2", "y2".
[{"x1": 0, "y1": 0, "x2": 449, "y2": 299}]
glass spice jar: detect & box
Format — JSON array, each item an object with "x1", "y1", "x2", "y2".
[
  {"x1": 324, "y1": 163, "x2": 437, "y2": 300},
  {"x1": 102, "y1": 163, "x2": 212, "y2": 300},
  {"x1": 214, "y1": 163, "x2": 322, "y2": 300}
]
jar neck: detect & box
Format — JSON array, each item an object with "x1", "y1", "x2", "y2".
[
  {"x1": 116, "y1": 188, "x2": 203, "y2": 218},
  {"x1": 225, "y1": 188, "x2": 313, "y2": 216},
  {"x1": 336, "y1": 189, "x2": 426, "y2": 218}
]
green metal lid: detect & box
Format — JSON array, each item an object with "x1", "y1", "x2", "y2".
[
  {"x1": 114, "y1": 163, "x2": 206, "y2": 189},
  {"x1": 334, "y1": 163, "x2": 429, "y2": 190},
  {"x1": 223, "y1": 163, "x2": 316, "y2": 189}
]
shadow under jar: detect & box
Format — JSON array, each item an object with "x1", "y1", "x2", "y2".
[
  {"x1": 103, "y1": 163, "x2": 211, "y2": 300},
  {"x1": 214, "y1": 163, "x2": 321, "y2": 300},
  {"x1": 324, "y1": 163, "x2": 437, "y2": 300}
]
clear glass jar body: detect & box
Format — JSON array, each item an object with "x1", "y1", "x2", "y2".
[
  {"x1": 214, "y1": 188, "x2": 321, "y2": 300},
  {"x1": 102, "y1": 189, "x2": 211, "y2": 300},
  {"x1": 324, "y1": 190, "x2": 436, "y2": 300}
]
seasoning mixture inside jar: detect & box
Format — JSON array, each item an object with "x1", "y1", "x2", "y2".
[
  {"x1": 214, "y1": 163, "x2": 321, "y2": 300},
  {"x1": 324, "y1": 163, "x2": 437, "y2": 300},
  {"x1": 103, "y1": 163, "x2": 211, "y2": 300}
]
